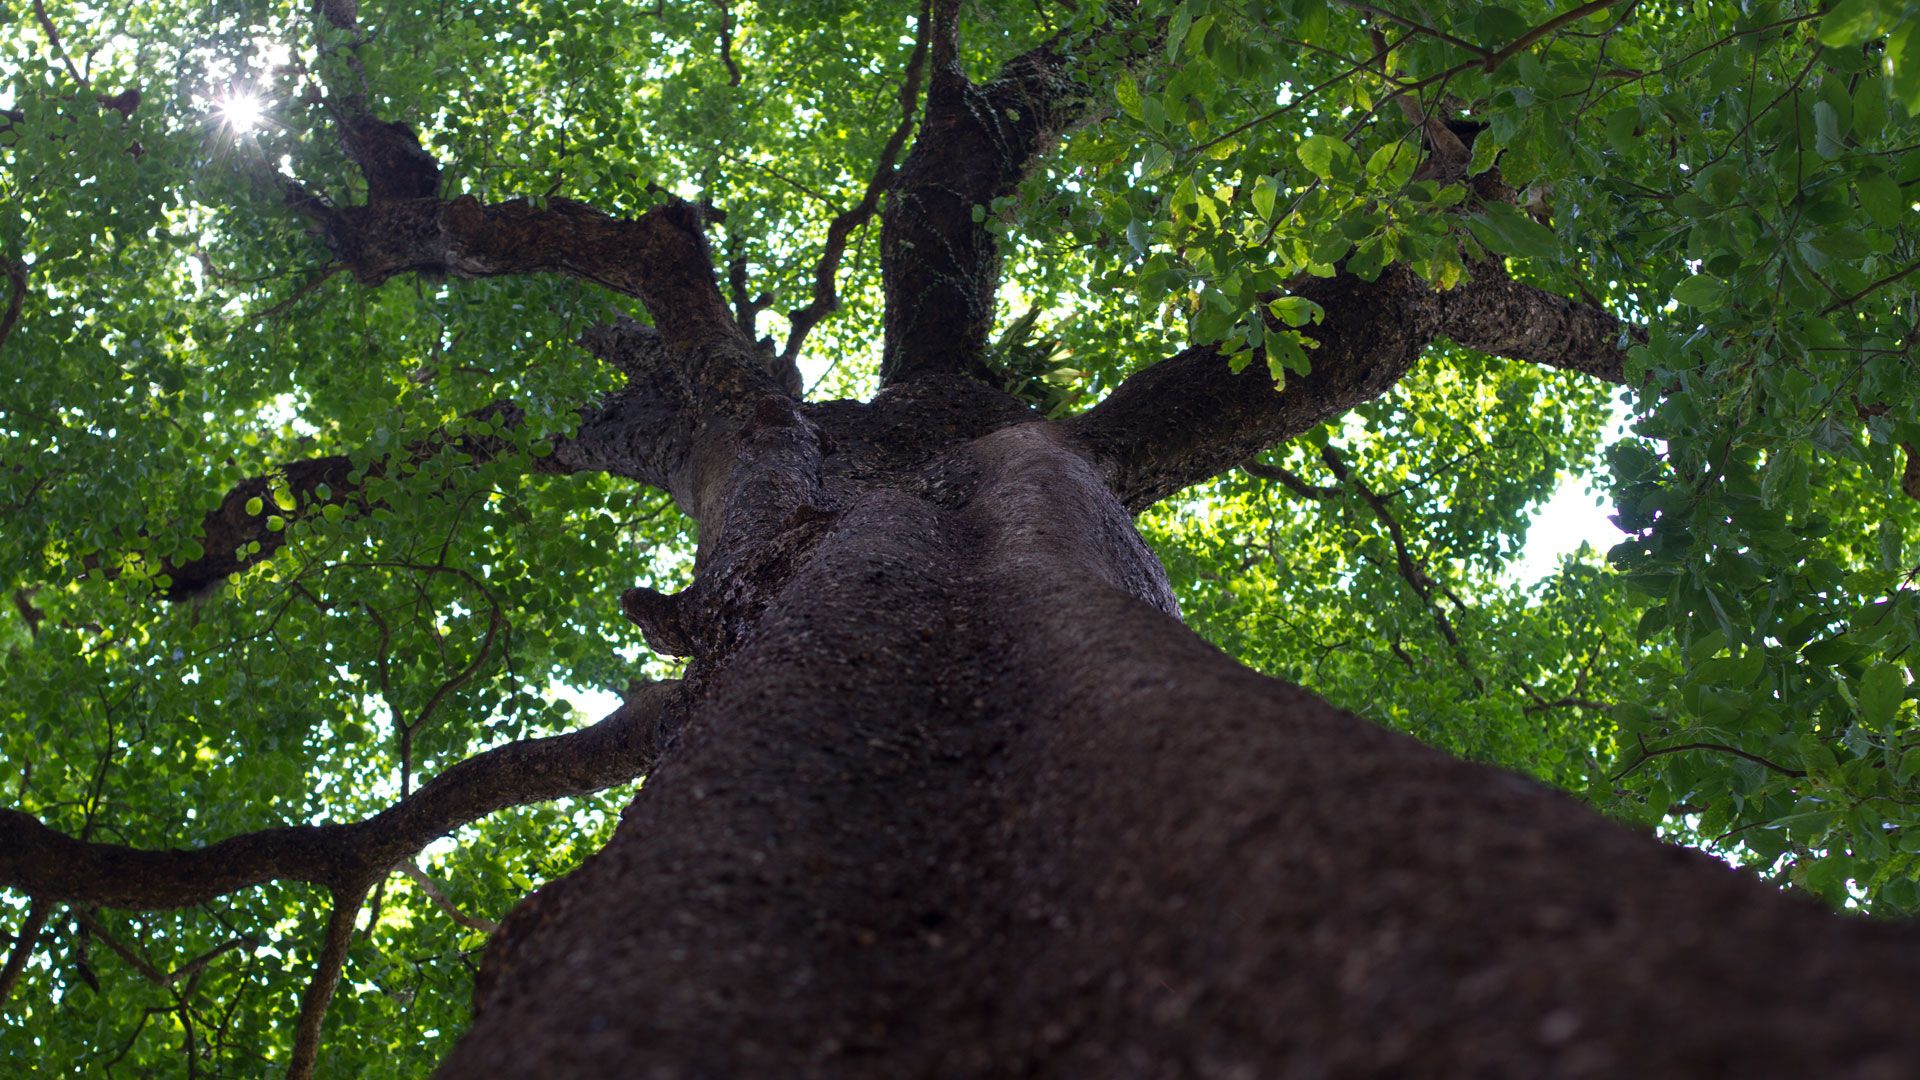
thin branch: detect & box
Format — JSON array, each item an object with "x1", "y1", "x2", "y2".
[
  {"x1": 1480, "y1": 0, "x2": 1623, "y2": 71},
  {"x1": 713, "y1": 0, "x2": 742, "y2": 86},
  {"x1": 243, "y1": 264, "x2": 343, "y2": 323},
  {"x1": 780, "y1": 1, "x2": 932, "y2": 367},
  {"x1": 1612, "y1": 741, "x2": 1808, "y2": 782},
  {"x1": 0, "y1": 682, "x2": 678, "y2": 911},
  {"x1": 1821, "y1": 257, "x2": 1920, "y2": 317},
  {"x1": 285, "y1": 884, "x2": 366, "y2": 1080},
  {"x1": 29, "y1": 0, "x2": 89, "y2": 90},
  {"x1": 69, "y1": 910, "x2": 250, "y2": 988},
  {"x1": 1329, "y1": 0, "x2": 1489, "y2": 59},
  {"x1": 0, "y1": 258, "x2": 25, "y2": 355},
  {"x1": 1242, "y1": 459, "x2": 1339, "y2": 499},
  {"x1": 400, "y1": 863, "x2": 499, "y2": 934},
  {"x1": 73, "y1": 909, "x2": 166, "y2": 984},
  {"x1": 1320, "y1": 447, "x2": 1470, "y2": 655}
]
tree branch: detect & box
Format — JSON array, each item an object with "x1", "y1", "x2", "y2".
[
  {"x1": 1061, "y1": 267, "x2": 1437, "y2": 510},
  {"x1": 285, "y1": 884, "x2": 365, "y2": 1080},
  {"x1": 1319, "y1": 446, "x2": 1473, "y2": 660},
  {"x1": 1061, "y1": 263, "x2": 1637, "y2": 509},
  {"x1": 1434, "y1": 265, "x2": 1640, "y2": 383},
  {"x1": 0, "y1": 900, "x2": 48, "y2": 1006},
  {"x1": 0, "y1": 682, "x2": 678, "y2": 911},
  {"x1": 780, "y1": 2, "x2": 931, "y2": 369},
  {"x1": 0, "y1": 257, "x2": 25, "y2": 356},
  {"x1": 314, "y1": 193, "x2": 736, "y2": 352},
  {"x1": 1612, "y1": 740, "x2": 1807, "y2": 782},
  {"x1": 139, "y1": 402, "x2": 559, "y2": 601},
  {"x1": 400, "y1": 863, "x2": 499, "y2": 934},
  {"x1": 287, "y1": 92, "x2": 740, "y2": 355},
  {"x1": 878, "y1": 14, "x2": 1118, "y2": 384},
  {"x1": 29, "y1": 0, "x2": 89, "y2": 90}
]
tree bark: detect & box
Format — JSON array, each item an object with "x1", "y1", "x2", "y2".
[{"x1": 444, "y1": 414, "x2": 1920, "y2": 1078}]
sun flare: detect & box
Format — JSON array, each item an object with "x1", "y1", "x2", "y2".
[{"x1": 214, "y1": 91, "x2": 266, "y2": 134}]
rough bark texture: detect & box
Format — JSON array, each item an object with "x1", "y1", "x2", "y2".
[{"x1": 446, "y1": 409, "x2": 1920, "y2": 1078}]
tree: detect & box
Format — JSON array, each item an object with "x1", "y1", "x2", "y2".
[{"x1": 4, "y1": 0, "x2": 1920, "y2": 1073}]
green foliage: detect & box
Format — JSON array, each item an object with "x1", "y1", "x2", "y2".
[{"x1": 2, "y1": 0, "x2": 1919, "y2": 1072}]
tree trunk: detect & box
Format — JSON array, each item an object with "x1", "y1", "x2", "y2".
[{"x1": 445, "y1": 417, "x2": 1920, "y2": 1078}]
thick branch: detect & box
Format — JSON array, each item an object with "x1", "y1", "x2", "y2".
[
  {"x1": 1435, "y1": 267, "x2": 1639, "y2": 383},
  {"x1": 879, "y1": 17, "x2": 1111, "y2": 385},
  {"x1": 1063, "y1": 264, "x2": 1637, "y2": 509},
  {"x1": 1062, "y1": 267, "x2": 1438, "y2": 510},
  {"x1": 0, "y1": 682, "x2": 677, "y2": 911},
  {"x1": 315, "y1": 194, "x2": 735, "y2": 352},
  {"x1": 286, "y1": 94, "x2": 740, "y2": 352}
]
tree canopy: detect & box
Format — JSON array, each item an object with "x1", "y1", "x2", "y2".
[{"x1": 2, "y1": 0, "x2": 1918, "y2": 1073}]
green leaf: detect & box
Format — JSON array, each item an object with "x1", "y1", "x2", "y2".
[
  {"x1": 1604, "y1": 107, "x2": 1639, "y2": 157},
  {"x1": 1856, "y1": 169, "x2": 1905, "y2": 226},
  {"x1": 1115, "y1": 75, "x2": 1144, "y2": 121},
  {"x1": 244, "y1": 496, "x2": 264, "y2": 516},
  {"x1": 1297, "y1": 134, "x2": 1355, "y2": 181},
  {"x1": 1365, "y1": 141, "x2": 1417, "y2": 190},
  {"x1": 1812, "y1": 101, "x2": 1847, "y2": 159},
  {"x1": 1251, "y1": 175, "x2": 1278, "y2": 220},
  {"x1": 1859, "y1": 663, "x2": 1907, "y2": 730},
  {"x1": 1267, "y1": 296, "x2": 1324, "y2": 327},
  {"x1": 1466, "y1": 202, "x2": 1559, "y2": 259},
  {"x1": 1890, "y1": 21, "x2": 1920, "y2": 115},
  {"x1": 1817, "y1": 0, "x2": 1892, "y2": 47},
  {"x1": 1854, "y1": 76, "x2": 1890, "y2": 135},
  {"x1": 1671, "y1": 275, "x2": 1727, "y2": 308}
]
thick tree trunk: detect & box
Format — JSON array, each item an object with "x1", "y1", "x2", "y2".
[{"x1": 446, "y1": 420, "x2": 1920, "y2": 1078}]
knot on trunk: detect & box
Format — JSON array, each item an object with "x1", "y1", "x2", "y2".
[
  {"x1": 581, "y1": 317, "x2": 678, "y2": 382},
  {"x1": 621, "y1": 586, "x2": 698, "y2": 657}
]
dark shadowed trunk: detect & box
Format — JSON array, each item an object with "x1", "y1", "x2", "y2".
[{"x1": 444, "y1": 379, "x2": 1920, "y2": 1077}]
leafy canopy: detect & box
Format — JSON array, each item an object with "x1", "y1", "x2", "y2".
[{"x1": 2, "y1": 0, "x2": 1918, "y2": 1073}]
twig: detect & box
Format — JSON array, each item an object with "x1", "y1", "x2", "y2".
[
  {"x1": 243, "y1": 265, "x2": 344, "y2": 323},
  {"x1": 400, "y1": 863, "x2": 499, "y2": 934}
]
